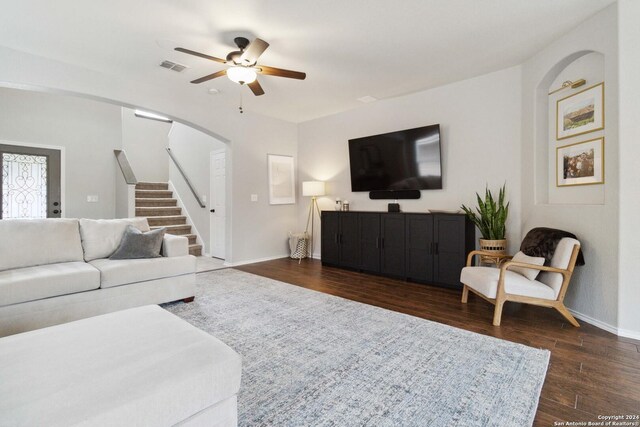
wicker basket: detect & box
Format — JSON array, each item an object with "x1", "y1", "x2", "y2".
[
  {"x1": 479, "y1": 239, "x2": 507, "y2": 266},
  {"x1": 289, "y1": 232, "x2": 309, "y2": 260}
]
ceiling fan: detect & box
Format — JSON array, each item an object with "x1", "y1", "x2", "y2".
[{"x1": 175, "y1": 37, "x2": 306, "y2": 96}]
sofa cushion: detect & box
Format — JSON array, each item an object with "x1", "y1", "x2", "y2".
[
  {"x1": 460, "y1": 266, "x2": 557, "y2": 300},
  {"x1": 79, "y1": 218, "x2": 150, "y2": 261},
  {"x1": 0, "y1": 305, "x2": 242, "y2": 426},
  {"x1": 0, "y1": 262, "x2": 100, "y2": 307},
  {"x1": 90, "y1": 255, "x2": 196, "y2": 288},
  {"x1": 0, "y1": 219, "x2": 84, "y2": 272},
  {"x1": 110, "y1": 226, "x2": 165, "y2": 260}
]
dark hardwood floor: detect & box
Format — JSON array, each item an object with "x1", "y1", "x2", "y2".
[{"x1": 235, "y1": 258, "x2": 640, "y2": 426}]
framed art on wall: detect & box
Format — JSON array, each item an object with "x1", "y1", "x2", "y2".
[
  {"x1": 556, "y1": 137, "x2": 604, "y2": 187},
  {"x1": 556, "y1": 82, "x2": 604, "y2": 140},
  {"x1": 267, "y1": 154, "x2": 296, "y2": 205}
]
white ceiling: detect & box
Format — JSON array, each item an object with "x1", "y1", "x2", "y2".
[{"x1": 0, "y1": 0, "x2": 614, "y2": 123}]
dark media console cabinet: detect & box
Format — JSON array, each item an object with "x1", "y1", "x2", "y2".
[{"x1": 321, "y1": 211, "x2": 475, "y2": 289}]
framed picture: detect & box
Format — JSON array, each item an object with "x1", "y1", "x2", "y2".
[
  {"x1": 556, "y1": 82, "x2": 604, "y2": 140},
  {"x1": 267, "y1": 154, "x2": 296, "y2": 205},
  {"x1": 556, "y1": 137, "x2": 604, "y2": 187}
]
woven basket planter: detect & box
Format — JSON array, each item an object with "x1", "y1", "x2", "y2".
[{"x1": 479, "y1": 238, "x2": 507, "y2": 265}]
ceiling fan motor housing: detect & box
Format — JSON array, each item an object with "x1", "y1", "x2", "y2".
[{"x1": 234, "y1": 37, "x2": 251, "y2": 50}]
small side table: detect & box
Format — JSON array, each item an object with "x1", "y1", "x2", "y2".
[{"x1": 480, "y1": 253, "x2": 512, "y2": 268}]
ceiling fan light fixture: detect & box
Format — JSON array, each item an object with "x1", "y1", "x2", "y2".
[{"x1": 227, "y1": 66, "x2": 257, "y2": 85}]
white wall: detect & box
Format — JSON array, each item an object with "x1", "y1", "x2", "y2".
[
  {"x1": 231, "y1": 115, "x2": 299, "y2": 263},
  {"x1": 298, "y1": 66, "x2": 523, "y2": 257},
  {"x1": 0, "y1": 87, "x2": 122, "y2": 219},
  {"x1": 168, "y1": 123, "x2": 225, "y2": 255},
  {"x1": 121, "y1": 108, "x2": 170, "y2": 182},
  {"x1": 521, "y1": 4, "x2": 619, "y2": 331},
  {"x1": 617, "y1": 0, "x2": 640, "y2": 337}
]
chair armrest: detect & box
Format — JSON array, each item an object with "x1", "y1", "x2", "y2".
[
  {"x1": 500, "y1": 260, "x2": 570, "y2": 276},
  {"x1": 162, "y1": 234, "x2": 189, "y2": 257}
]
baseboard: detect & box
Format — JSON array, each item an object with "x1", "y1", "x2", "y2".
[
  {"x1": 225, "y1": 254, "x2": 289, "y2": 267},
  {"x1": 617, "y1": 328, "x2": 640, "y2": 341},
  {"x1": 568, "y1": 308, "x2": 640, "y2": 340}
]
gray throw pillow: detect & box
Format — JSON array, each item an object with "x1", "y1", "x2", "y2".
[{"x1": 110, "y1": 225, "x2": 165, "y2": 260}]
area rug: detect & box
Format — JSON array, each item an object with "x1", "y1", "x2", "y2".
[{"x1": 163, "y1": 269, "x2": 549, "y2": 427}]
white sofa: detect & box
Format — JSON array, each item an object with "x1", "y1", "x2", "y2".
[{"x1": 0, "y1": 218, "x2": 196, "y2": 337}]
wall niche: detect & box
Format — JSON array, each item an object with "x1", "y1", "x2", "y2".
[{"x1": 536, "y1": 52, "x2": 606, "y2": 205}]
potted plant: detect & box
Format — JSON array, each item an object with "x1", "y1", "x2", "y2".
[{"x1": 461, "y1": 184, "x2": 509, "y2": 260}]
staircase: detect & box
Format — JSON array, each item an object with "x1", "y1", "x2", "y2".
[{"x1": 135, "y1": 182, "x2": 202, "y2": 256}]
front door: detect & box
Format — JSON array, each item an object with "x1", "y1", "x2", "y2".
[{"x1": 0, "y1": 143, "x2": 62, "y2": 219}]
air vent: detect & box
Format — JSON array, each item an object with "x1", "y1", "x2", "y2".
[{"x1": 160, "y1": 60, "x2": 188, "y2": 72}]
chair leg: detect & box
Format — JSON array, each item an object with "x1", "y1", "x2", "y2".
[
  {"x1": 555, "y1": 304, "x2": 580, "y2": 327},
  {"x1": 493, "y1": 298, "x2": 505, "y2": 326},
  {"x1": 461, "y1": 285, "x2": 469, "y2": 303}
]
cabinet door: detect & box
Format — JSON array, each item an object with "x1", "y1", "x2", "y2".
[
  {"x1": 359, "y1": 213, "x2": 380, "y2": 272},
  {"x1": 405, "y1": 214, "x2": 434, "y2": 282},
  {"x1": 380, "y1": 214, "x2": 405, "y2": 277},
  {"x1": 339, "y1": 213, "x2": 360, "y2": 268},
  {"x1": 433, "y1": 214, "x2": 466, "y2": 288},
  {"x1": 321, "y1": 212, "x2": 340, "y2": 265}
]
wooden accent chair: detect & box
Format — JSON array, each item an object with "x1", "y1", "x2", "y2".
[{"x1": 460, "y1": 237, "x2": 581, "y2": 327}]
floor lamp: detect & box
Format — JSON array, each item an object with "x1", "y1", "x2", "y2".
[{"x1": 302, "y1": 181, "x2": 325, "y2": 259}]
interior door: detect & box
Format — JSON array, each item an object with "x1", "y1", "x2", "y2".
[
  {"x1": 209, "y1": 150, "x2": 226, "y2": 259},
  {"x1": 0, "y1": 144, "x2": 61, "y2": 219}
]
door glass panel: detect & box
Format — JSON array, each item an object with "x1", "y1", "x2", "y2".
[{"x1": 2, "y1": 152, "x2": 48, "y2": 219}]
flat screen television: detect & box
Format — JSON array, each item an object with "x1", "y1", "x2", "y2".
[{"x1": 348, "y1": 124, "x2": 442, "y2": 192}]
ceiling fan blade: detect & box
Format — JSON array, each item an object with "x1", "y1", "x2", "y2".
[
  {"x1": 175, "y1": 47, "x2": 227, "y2": 64},
  {"x1": 248, "y1": 80, "x2": 265, "y2": 96},
  {"x1": 240, "y1": 38, "x2": 269, "y2": 65},
  {"x1": 256, "y1": 65, "x2": 306, "y2": 80},
  {"x1": 190, "y1": 69, "x2": 227, "y2": 84}
]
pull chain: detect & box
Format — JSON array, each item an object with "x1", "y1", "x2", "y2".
[{"x1": 239, "y1": 89, "x2": 244, "y2": 114}]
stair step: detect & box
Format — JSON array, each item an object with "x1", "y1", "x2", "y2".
[
  {"x1": 152, "y1": 224, "x2": 191, "y2": 235},
  {"x1": 136, "y1": 190, "x2": 173, "y2": 199},
  {"x1": 189, "y1": 244, "x2": 203, "y2": 257},
  {"x1": 136, "y1": 207, "x2": 182, "y2": 217},
  {"x1": 135, "y1": 198, "x2": 177, "y2": 207},
  {"x1": 185, "y1": 234, "x2": 197, "y2": 245},
  {"x1": 136, "y1": 182, "x2": 169, "y2": 191},
  {"x1": 145, "y1": 215, "x2": 187, "y2": 227}
]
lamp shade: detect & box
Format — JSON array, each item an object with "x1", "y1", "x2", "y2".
[
  {"x1": 302, "y1": 181, "x2": 325, "y2": 197},
  {"x1": 227, "y1": 66, "x2": 257, "y2": 84}
]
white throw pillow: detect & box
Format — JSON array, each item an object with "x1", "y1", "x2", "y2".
[
  {"x1": 509, "y1": 251, "x2": 546, "y2": 281},
  {"x1": 79, "y1": 218, "x2": 150, "y2": 261}
]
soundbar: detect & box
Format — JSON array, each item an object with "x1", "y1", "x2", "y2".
[{"x1": 369, "y1": 190, "x2": 421, "y2": 200}]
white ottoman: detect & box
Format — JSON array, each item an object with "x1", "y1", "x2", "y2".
[{"x1": 0, "y1": 305, "x2": 242, "y2": 427}]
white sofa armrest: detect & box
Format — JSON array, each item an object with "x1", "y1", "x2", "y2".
[{"x1": 162, "y1": 234, "x2": 189, "y2": 257}]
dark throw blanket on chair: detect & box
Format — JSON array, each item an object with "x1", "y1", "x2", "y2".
[{"x1": 520, "y1": 227, "x2": 585, "y2": 266}]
